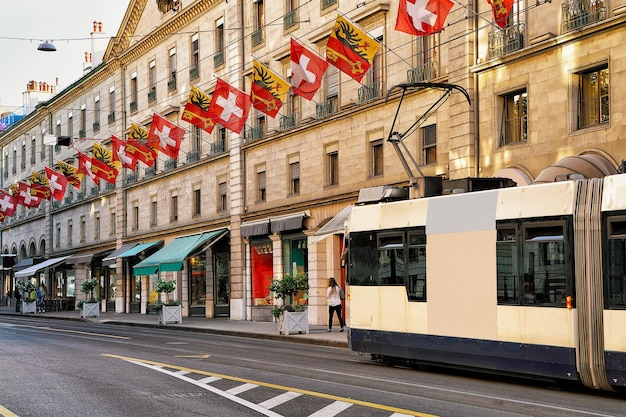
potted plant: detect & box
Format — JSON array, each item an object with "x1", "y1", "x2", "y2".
[
  {"x1": 79, "y1": 278, "x2": 100, "y2": 318},
  {"x1": 269, "y1": 274, "x2": 309, "y2": 335},
  {"x1": 17, "y1": 281, "x2": 37, "y2": 314},
  {"x1": 156, "y1": 278, "x2": 181, "y2": 324}
]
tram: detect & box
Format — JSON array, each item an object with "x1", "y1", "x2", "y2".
[{"x1": 346, "y1": 175, "x2": 626, "y2": 391}]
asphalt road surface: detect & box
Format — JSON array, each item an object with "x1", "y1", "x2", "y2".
[{"x1": 0, "y1": 315, "x2": 623, "y2": 417}]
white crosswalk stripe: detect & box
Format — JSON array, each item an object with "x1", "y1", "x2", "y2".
[
  {"x1": 258, "y1": 391, "x2": 302, "y2": 409},
  {"x1": 226, "y1": 382, "x2": 259, "y2": 395},
  {"x1": 307, "y1": 400, "x2": 353, "y2": 416},
  {"x1": 198, "y1": 376, "x2": 221, "y2": 384}
]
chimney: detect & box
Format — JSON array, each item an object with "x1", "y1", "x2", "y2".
[
  {"x1": 98, "y1": 21, "x2": 103, "y2": 32},
  {"x1": 93, "y1": 21, "x2": 98, "y2": 33}
]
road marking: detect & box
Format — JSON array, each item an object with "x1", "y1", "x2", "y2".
[
  {"x1": 103, "y1": 354, "x2": 439, "y2": 417},
  {"x1": 307, "y1": 401, "x2": 352, "y2": 417},
  {"x1": 226, "y1": 383, "x2": 258, "y2": 395},
  {"x1": 0, "y1": 404, "x2": 18, "y2": 417},
  {"x1": 7, "y1": 324, "x2": 130, "y2": 339},
  {"x1": 257, "y1": 391, "x2": 302, "y2": 409},
  {"x1": 174, "y1": 354, "x2": 211, "y2": 359}
]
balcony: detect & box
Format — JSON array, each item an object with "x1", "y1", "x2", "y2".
[
  {"x1": 189, "y1": 66, "x2": 199, "y2": 80},
  {"x1": 210, "y1": 140, "x2": 226, "y2": 156},
  {"x1": 125, "y1": 172, "x2": 137, "y2": 185},
  {"x1": 279, "y1": 113, "x2": 297, "y2": 131},
  {"x1": 321, "y1": 0, "x2": 337, "y2": 9},
  {"x1": 561, "y1": 0, "x2": 606, "y2": 33},
  {"x1": 244, "y1": 126, "x2": 264, "y2": 144},
  {"x1": 164, "y1": 159, "x2": 177, "y2": 171},
  {"x1": 488, "y1": 23, "x2": 525, "y2": 58},
  {"x1": 168, "y1": 79, "x2": 177, "y2": 91},
  {"x1": 130, "y1": 101, "x2": 137, "y2": 113},
  {"x1": 214, "y1": 51, "x2": 224, "y2": 67},
  {"x1": 144, "y1": 167, "x2": 156, "y2": 178},
  {"x1": 284, "y1": 11, "x2": 297, "y2": 30},
  {"x1": 77, "y1": 192, "x2": 85, "y2": 200},
  {"x1": 251, "y1": 29, "x2": 264, "y2": 46},
  {"x1": 148, "y1": 89, "x2": 156, "y2": 103},
  {"x1": 64, "y1": 196, "x2": 73, "y2": 205},
  {"x1": 316, "y1": 97, "x2": 338, "y2": 118},
  {"x1": 89, "y1": 187, "x2": 99, "y2": 197},
  {"x1": 186, "y1": 151, "x2": 199, "y2": 163},
  {"x1": 107, "y1": 112, "x2": 115, "y2": 124},
  {"x1": 92, "y1": 121, "x2": 100, "y2": 132},
  {"x1": 358, "y1": 83, "x2": 382, "y2": 104},
  {"x1": 105, "y1": 182, "x2": 115, "y2": 192},
  {"x1": 407, "y1": 61, "x2": 438, "y2": 83},
  {"x1": 79, "y1": 129, "x2": 86, "y2": 139}
]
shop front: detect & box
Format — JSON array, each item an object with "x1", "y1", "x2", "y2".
[{"x1": 114, "y1": 241, "x2": 163, "y2": 313}]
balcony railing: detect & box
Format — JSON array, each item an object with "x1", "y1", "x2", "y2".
[
  {"x1": 321, "y1": 0, "x2": 337, "y2": 9},
  {"x1": 251, "y1": 29, "x2": 264, "y2": 46},
  {"x1": 214, "y1": 51, "x2": 225, "y2": 67},
  {"x1": 164, "y1": 159, "x2": 177, "y2": 171},
  {"x1": 89, "y1": 187, "x2": 99, "y2": 196},
  {"x1": 186, "y1": 151, "x2": 199, "y2": 163},
  {"x1": 148, "y1": 89, "x2": 156, "y2": 102},
  {"x1": 79, "y1": 129, "x2": 86, "y2": 139},
  {"x1": 316, "y1": 97, "x2": 338, "y2": 118},
  {"x1": 244, "y1": 126, "x2": 264, "y2": 144},
  {"x1": 210, "y1": 140, "x2": 226, "y2": 156},
  {"x1": 167, "y1": 79, "x2": 177, "y2": 91},
  {"x1": 92, "y1": 121, "x2": 100, "y2": 132},
  {"x1": 125, "y1": 172, "x2": 137, "y2": 185},
  {"x1": 130, "y1": 101, "x2": 137, "y2": 113},
  {"x1": 284, "y1": 11, "x2": 297, "y2": 30},
  {"x1": 105, "y1": 182, "x2": 115, "y2": 192},
  {"x1": 407, "y1": 61, "x2": 438, "y2": 83},
  {"x1": 279, "y1": 113, "x2": 297, "y2": 131},
  {"x1": 358, "y1": 83, "x2": 382, "y2": 104},
  {"x1": 561, "y1": 0, "x2": 606, "y2": 33},
  {"x1": 189, "y1": 66, "x2": 199, "y2": 80},
  {"x1": 144, "y1": 167, "x2": 156, "y2": 178},
  {"x1": 107, "y1": 112, "x2": 115, "y2": 124},
  {"x1": 488, "y1": 22, "x2": 525, "y2": 58}
]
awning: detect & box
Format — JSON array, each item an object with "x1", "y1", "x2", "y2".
[
  {"x1": 102, "y1": 243, "x2": 138, "y2": 267},
  {"x1": 117, "y1": 240, "x2": 163, "y2": 258},
  {"x1": 241, "y1": 219, "x2": 270, "y2": 238},
  {"x1": 133, "y1": 229, "x2": 228, "y2": 275},
  {"x1": 310, "y1": 205, "x2": 353, "y2": 244},
  {"x1": 12, "y1": 257, "x2": 43, "y2": 271},
  {"x1": 270, "y1": 211, "x2": 308, "y2": 233},
  {"x1": 15, "y1": 256, "x2": 70, "y2": 278},
  {"x1": 65, "y1": 249, "x2": 113, "y2": 266},
  {"x1": 0, "y1": 254, "x2": 16, "y2": 270}
]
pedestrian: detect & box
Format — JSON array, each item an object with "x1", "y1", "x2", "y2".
[
  {"x1": 14, "y1": 285, "x2": 21, "y2": 312},
  {"x1": 36, "y1": 284, "x2": 45, "y2": 313},
  {"x1": 326, "y1": 277, "x2": 345, "y2": 332}
]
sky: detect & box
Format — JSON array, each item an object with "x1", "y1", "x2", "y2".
[{"x1": 0, "y1": 0, "x2": 131, "y2": 109}]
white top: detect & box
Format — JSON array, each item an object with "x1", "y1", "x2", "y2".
[{"x1": 326, "y1": 285, "x2": 342, "y2": 307}]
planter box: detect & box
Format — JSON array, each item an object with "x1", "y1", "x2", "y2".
[
  {"x1": 81, "y1": 302, "x2": 100, "y2": 318},
  {"x1": 22, "y1": 301, "x2": 36, "y2": 314},
  {"x1": 159, "y1": 305, "x2": 182, "y2": 324},
  {"x1": 278, "y1": 310, "x2": 309, "y2": 335}
]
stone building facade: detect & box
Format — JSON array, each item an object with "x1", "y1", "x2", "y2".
[{"x1": 1, "y1": 0, "x2": 624, "y2": 323}]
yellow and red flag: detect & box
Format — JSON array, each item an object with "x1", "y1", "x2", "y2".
[
  {"x1": 326, "y1": 15, "x2": 380, "y2": 83},
  {"x1": 251, "y1": 60, "x2": 290, "y2": 118},
  {"x1": 127, "y1": 123, "x2": 157, "y2": 167},
  {"x1": 182, "y1": 86, "x2": 216, "y2": 133},
  {"x1": 57, "y1": 160, "x2": 83, "y2": 189},
  {"x1": 90, "y1": 143, "x2": 120, "y2": 185},
  {"x1": 29, "y1": 171, "x2": 52, "y2": 200}
]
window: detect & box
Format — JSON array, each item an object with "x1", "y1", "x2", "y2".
[
  {"x1": 148, "y1": 60, "x2": 157, "y2": 102},
  {"x1": 130, "y1": 72, "x2": 138, "y2": 112},
  {"x1": 67, "y1": 220, "x2": 73, "y2": 247},
  {"x1": 190, "y1": 34, "x2": 199, "y2": 79},
  {"x1": 150, "y1": 198, "x2": 157, "y2": 226},
  {"x1": 422, "y1": 124, "x2": 437, "y2": 164},
  {"x1": 370, "y1": 139, "x2": 383, "y2": 177},
  {"x1": 110, "y1": 211, "x2": 116, "y2": 236},
  {"x1": 289, "y1": 159, "x2": 300, "y2": 195},
  {"x1": 193, "y1": 188, "x2": 201, "y2": 217},
  {"x1": 318, "y1": 62, "x2": 339, "y2": 116},
  {"x1": 378, "y1": 233, "x2": 405, "y2": 285},
  {"x1": 55, "y1": 119, "x2": 62, "y2": 153},
  {"x1": 359, "y1": 30, "x2": 383, "y2": 102},
  {"x1": 577, "y1": 65, "x2": 609, "y2": 129},
  {"x1": 500, "y1": 90, "x2": 527, "y2": 146},
  {"x1": 407, "y1": 231, "x2": 426, "y2": 300},
  {"x1": 409, "y1": 34, "x2": 439, "y2": 82},
  {"x1": 80, "y1": 216, "x2": 86, "y2": 243},
  {"x1": 67, "y1": 113, "x2": 73, "y2": 142},
  {"x1": 132, "y1": 204, "x2": 139, "y2": 230},
  {"x1": 326, "y1": 148, "x2": 338, "y2": 186},
  {"x1": 109, "y1": 86, "x2": 116, "y2": 123},
  {"x1": 30, "y1": 135, "x2": 36, "y2": 165},
  {"x1": 252, "y1": 0, "x2": 265, "y2": 46},
  {"x1": 284, "y1": 0, "x2": 298, "y2": 29},
  {"x1": 606, "y1": 216, "x2": 626, "y2": 308},
  {"x1": 56, "y1": 223, "x2": 61, "y2": 248},
  {"x1": 215, "y1": 17, "x2": 225, "y2": 66},
  {"x1": 12, "y1": 147, "x2": 16, "y2": 174},
  {"x1": 21, "y1": 141, "x2": 26, "y2": 170},
  {"x1": 191, "y1": 125, "x2": 202, "y2": 158},
  {"x1": 496, "y1": 221, "x2": 570, "y2": 306},
  {"x1": 94, "y1": 213, "x2": 100, "y2": 241},
  {"x1": 168, "y1": 47, "x2": 177, "y2": 91},
  {"x1": 93, "y1": 96, "x2": 100, "y2": 132},
  {"x1": 3, "y1": 151, "x2": 8, "y2": 178},
  {"x1": 218, "y1": 179, "x2": 227, "y2": 211},
  {"x1": 80, "y1": 104, "x2": 86, "y2": 137},
  {"x1": 171, "y1": 194, "x2": 178, "y2": 222},
  {"x1": 257, "y1": 170, "x2": 266, "y2": 202}
]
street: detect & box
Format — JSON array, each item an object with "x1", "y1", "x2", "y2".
[{"x1": 0, "y1": 315, "x2": 623, "y2": 417}]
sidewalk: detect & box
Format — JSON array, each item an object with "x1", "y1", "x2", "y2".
[{"x1": 0, "y1": 306, "x2": 348, "y2": 348}]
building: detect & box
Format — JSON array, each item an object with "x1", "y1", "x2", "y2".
[{"x1": 1, "y1": 0, "x2": 624, "y2": 324}]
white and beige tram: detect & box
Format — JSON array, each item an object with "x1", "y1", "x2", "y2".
[{"x1": 346, "y1": 175, "x2": 626, "y2": 391}]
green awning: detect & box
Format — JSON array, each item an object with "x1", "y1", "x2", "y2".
[
  {"x1": 118, "y1": 240, "x2": 163, "y2": 258},
  {"x1": 132, "y1": 230, "x2": 227, "y2": 276}
]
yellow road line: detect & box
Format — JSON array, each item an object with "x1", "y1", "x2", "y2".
[
  {"x1": 103, "y1": 354, "x2": 439, "y2": 417},
  {"x1": 0, "y1": 404, "x2": 18, "y2": 417}
]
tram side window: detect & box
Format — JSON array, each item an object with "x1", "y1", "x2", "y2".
[
  {"x1": 348, "y1": 232, "x2": 378, "y2": 285},
  {"x1": 377, "y1": 233, "x2": 406, "y2": 285},
  {"x1": 523, "y1": 224, "x2": 567, "y2": 306},
  {"x1": 407, "y1": 230, "x2": 426, "y2": 301},
  {"x1": 606, "y1": 217, "x2": 626, "y2": 308},
  {"x1": 496, "y1": 226, "x2": 519, "y2": 304}
]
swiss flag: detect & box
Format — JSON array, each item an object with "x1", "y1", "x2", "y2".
[
  {"x1": 45, "y1": 166, "x2": 68, "y2": 201},
  {"x1": 148, "y1": 113, "x2": 185, "y2": 159},
  {"x1": 395, "y1": 0, "x2": 454, "y2": 36},
  {"x1": 208, "y1": 78, "x2": 251, "y2": 134},
  {"x1": 0, "y1": 190, "x2": 17, "y2": 218},
  {"x1": 16, "y1": 182, "x2": 42, "y2": 208},
  {"x1": 112, "y1": 135, "x2": 138, "y2": 170},
  {"x1": 290, "y1": 38, "x2": 329, "y2": 101},
  {"x1": 77, "y1": 151, "x2": 98, "y2": 184}
]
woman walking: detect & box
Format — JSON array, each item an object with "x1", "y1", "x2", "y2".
[{"x1": 326, "y1": 277, "x2": 345, "y2": 332}]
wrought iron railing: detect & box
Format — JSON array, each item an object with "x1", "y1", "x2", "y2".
[
  {"x1": 210, "y1": 140, "x2": 226, "y2": 156},
  {"x1": 488, "y1": 22, "x2": 525, "y2": 58},
  {"x1": 284, "y1": 11, "x2": 296, "y2": 30},
  {"x1": 279, "y1": 113, "x2": 297, "y2": 131},
  {"x1": 357, "y1": 83, "x2": 382, "y2": 104},
  {"x1": 214, "y1": 51, "x2": 224, "y2": 67},
  {"x1": 316, "y1": 97, "x2": 338, "y2": 118},
  {"x1": 561, "y1": 0, "x2": 606, "y2": 33},
  {"x1": 251, "y1": 29, "x2": 264, "y2": 46},
  {"x1": 407, "y1": 61, "x2": 438, "y2": 83},
  {"x1": 186, "y1": 151, "x2": 199, "y2": 163}
]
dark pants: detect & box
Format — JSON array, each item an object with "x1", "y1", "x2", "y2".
[
  {"x1": 328, "y1": 304, "x2": 344, "y2": 329},
  {"x1": 15, "y1": 299, "x2": 20, "y2": 312}
]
